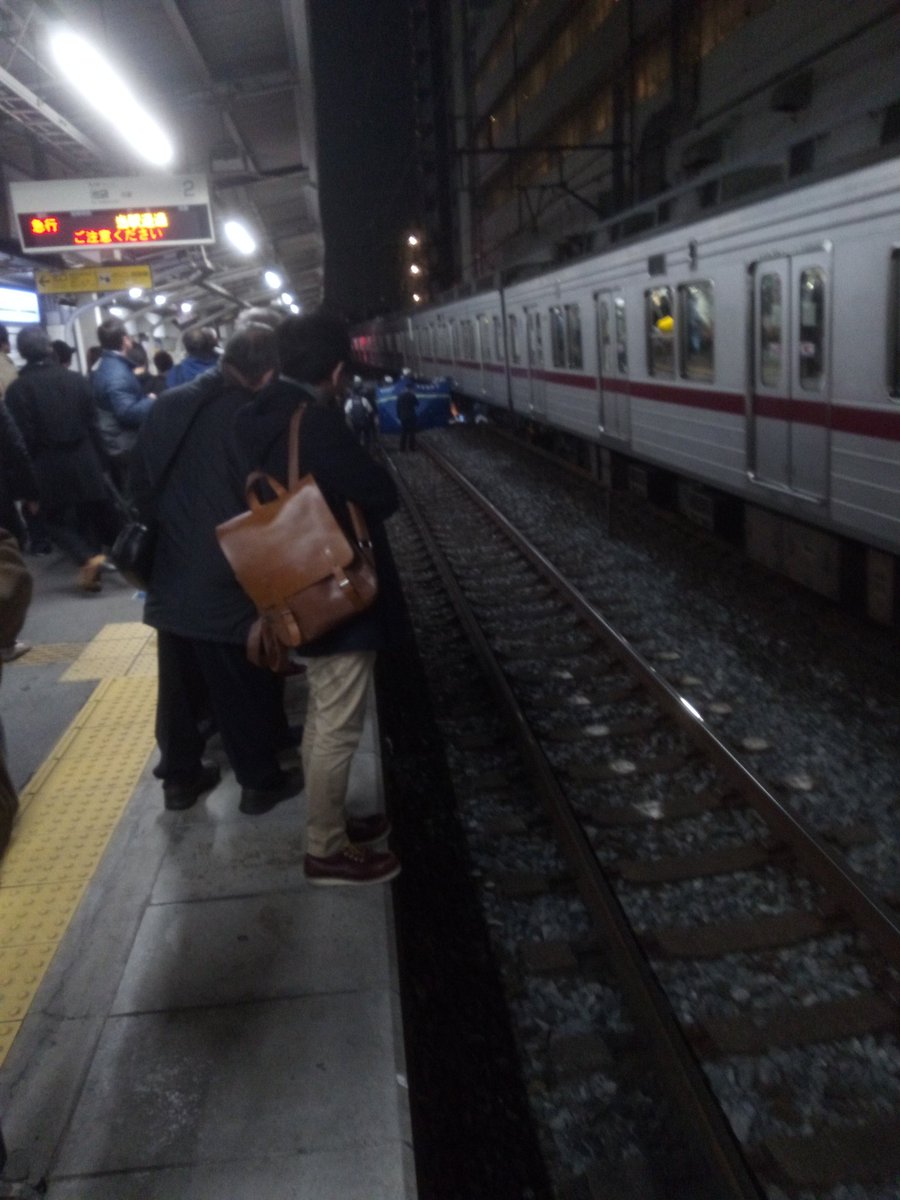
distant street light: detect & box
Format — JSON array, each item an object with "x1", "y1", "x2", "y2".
[
  {"x1": 410, "y1": 264, "x2": 421, "y2": 275},
  {"x1": 407, "y1": 235, "x2": 419, "y2": 246}
]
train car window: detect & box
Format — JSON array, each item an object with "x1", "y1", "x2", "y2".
[
  {"x1": 493, "y1": 315, "x2": 503, "y2": 361},
  {"x1": 759, "y1": 273, "x2": 783, "y2": 386},
  {"x1": 451, "y1": 320, "x2": 460, "y2": 360},
  {"x1": 527, "y1": 311, "x2": 545, "y2": 367},
  {"x1": 479, "y1": 315, "x2": 491, "y2": 362},
  {"x1": 679, "y1": 281, "x2": 714, "y2": 381},
  {"x1": 508, "y1": 314, "x2": 520, "y2": 363},
  {"x1": 646, "y1": 286, "x2": 675, "y2": 377},
  {"x1": 891, "y1": 252, "x2": 900, "y2": 399},
  {"x1": 798, "y1": 267, "x2": 826, "y2": 391},
  {"x1": 615, "y1": 298, "x2": 628, "y2": 373},
  {"x1": 565, "y1": 304, "x2": 583, "y2": 369},
  {"x1": 465, "y1": 319, "x2": 480, "y2": 360},
  {"x1": 599, "y1": 298, "x2": 613, "y2": 374},
  {"x1": 550, "y1": 306, "x2": 566, "y2": 367}
]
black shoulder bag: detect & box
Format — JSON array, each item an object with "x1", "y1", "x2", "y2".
[{"x1": 111, "y1": 393, "x2": 214, "y2": 589}]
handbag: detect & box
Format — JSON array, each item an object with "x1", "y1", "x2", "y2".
[
  {"x1": 216, "y1": 404, "x2": 378, "y2": 671},
  {"x1": 109, "y1": 389, "x2": 216, "y2": 589},
  {"x1": 111, "y1": 519, "x2": 157, "y2": 590}
]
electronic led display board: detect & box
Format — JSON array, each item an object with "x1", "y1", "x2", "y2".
[
  {"x1": 17, "y1": 205, "x2": 212, "y2": 251},
  {"x1": 9, "y1": 175, "x2": 214, "y2": 255}
]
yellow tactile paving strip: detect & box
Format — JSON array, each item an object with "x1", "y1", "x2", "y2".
[
  {"x1": 0, "y1": 623, "x2": 158, "y2": 1067},
  {"x1": 6, "y1": 643, "x2": 83, "y2": 666}
]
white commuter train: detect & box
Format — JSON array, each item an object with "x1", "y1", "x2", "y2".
[{"x1": 354, "y1": 156, "x2": 900, "y2": 622}]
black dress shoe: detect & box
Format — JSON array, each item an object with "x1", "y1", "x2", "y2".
[
  {"x1": 239, "y1": 768, "x2": 304, "y2": 816},
  {"x1": 163, "y1": 763, "x2": 221, "y2": 811}
]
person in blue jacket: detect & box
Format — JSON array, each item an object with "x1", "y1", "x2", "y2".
[
  {"x1": 92, "y1": 317, "x2": 154, "y2": 494},
  {"x1": 165, "y1": 327, "x2": 219, "y2": 390}
]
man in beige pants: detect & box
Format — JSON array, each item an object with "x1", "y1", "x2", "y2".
[{"x1": 234, "y1": 312, "x2": 401, "y2": 885}]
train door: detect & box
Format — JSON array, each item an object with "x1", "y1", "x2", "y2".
[
  {"x1": 526, "y1": 307, "x2": 546, "y2": 417},
  {"x1": 594, "y1": 289, "x2": 631, "y2": 442},
  {"x1": 750, "y1": 252, "x2": 830, "y2": 499}
]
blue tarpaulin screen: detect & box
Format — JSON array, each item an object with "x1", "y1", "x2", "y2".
[{"x1": 376, "y1": 377, "x2": 452, "y2": 432}]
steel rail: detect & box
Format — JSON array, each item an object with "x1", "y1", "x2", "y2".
[
  {"x1": 389, "y1": 452, "x2": 767, "y2": 1200},
  {"x1": 424, "y1": 441, "x2": 900, "y2": 970}
]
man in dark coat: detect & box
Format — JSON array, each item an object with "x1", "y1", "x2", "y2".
[
  {"x1": 0, "y1": 397, "x2": 37, "y2": 556},
  {"x1": 396, "y1": 369, "x2": 419, "y2": 451},
  {"x1": 6, "y1": 325, "x2": 120, "y2": 593},
  {"x1": 234, "y1": 311, "x2": 400, "y2": 886},
  {"x1": 0, "y1": 525, "x2": 32, "y2": 853},
  {"x1": 130, "y1": 325, "x2": 299, "y2": 814}
]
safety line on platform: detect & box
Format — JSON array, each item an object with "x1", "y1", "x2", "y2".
[{"x1": 0, "y1": 623, "x2": 157, "y2": 1066}]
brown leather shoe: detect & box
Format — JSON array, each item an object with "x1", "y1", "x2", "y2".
[
  {"x1": 78, "y1": 554, "x2": 106, "y2": 592},
  {"x1": 345, "y1": 812, "x2": 391, "y2": 846},
  {"x1": 305, "y1": 843, "x2": 400, "y2": 886}
]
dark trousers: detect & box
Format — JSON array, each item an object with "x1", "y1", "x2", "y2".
[
  {"x1": 45, "y1": 499, "x2": 121, "y2": 565},
  {"x1": 0, "y1": 499, "x2": 26, "y2": 549},
  {"x1": 154, "y1": 630, "x2": 289, "y2": 789},
  {"x1": 399, "y1": 420, "x2": 416, "y2": 451}
]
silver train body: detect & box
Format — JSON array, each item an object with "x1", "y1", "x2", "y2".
[{"x1": 354, "y1": 157, "x2": 900, "y2": 620}]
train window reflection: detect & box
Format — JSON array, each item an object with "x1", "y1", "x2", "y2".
[
  {"x1": 890, "y1": 251, "x2": 900, "y2": 399},
  {"x1": 599, "y1": 298, "x2": 613, "y2": 374},
  {"x1": 528, "y1": 311, "x2": 544, "y2": 366},
  {"x1": 679, "y1": 281, "x2": 714, "y2": 381},
  {"x1": 646, "y1": 286, "x2": 674, "y2": 377},
  {"x1": 615, "y1": 297, "x2": 628, "y2": 374},
  {"x1": 798, "y1": 267, "x2": 826, "y2": 391},
  {"x1": 550, "y1": 306, "x2": 565, "y2": 367},
  {"x1": 508, "y1": 313, "x2": 520, "y2": 364},
  {"x1": 566, "y1": 303, "x2": 583, "y2": 369},
  {"x1": 759, "y1": 273, "x2": 782, "y2": 386}
]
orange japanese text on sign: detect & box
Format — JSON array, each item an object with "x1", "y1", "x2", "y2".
[
  {"x1": 114, "y1": 211, "x2": 170, "y2": 232},
  {"x1": 30, "y1": 217, "x2": 60, "y2": 235}
]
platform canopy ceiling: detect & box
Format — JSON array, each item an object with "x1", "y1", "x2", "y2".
[{"x1": 0, "y1": 0, "x2": 323, "y2": 324}]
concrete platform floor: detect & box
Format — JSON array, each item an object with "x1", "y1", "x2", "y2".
[{"x1": 0, "y1": 552, "x2": 416, "y2": 1198}]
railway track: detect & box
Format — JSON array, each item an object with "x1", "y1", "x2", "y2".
[{"x1": 385, "y1": 437, "x2": 900, "y2": 1200}]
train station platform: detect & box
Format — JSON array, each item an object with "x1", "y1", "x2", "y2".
[{"x1": 0, "y1": 553, "x2": 416, "y2": 1199}]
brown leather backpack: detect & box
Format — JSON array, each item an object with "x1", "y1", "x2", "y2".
[{"x1": 216, "y1": 405, "x2": 378, "y2": 671}]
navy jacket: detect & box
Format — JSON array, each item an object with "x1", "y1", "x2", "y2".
[
  {"x1": 131, "y1": 369, "x2": 259, "y2": 643},
  {"x1": 93, "y1": 350, "x2": 154, "y2": 453}
]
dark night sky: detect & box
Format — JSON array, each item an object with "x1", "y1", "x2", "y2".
[{"x1": 309, "y1": 0, "x2": 418, "y2": 321}]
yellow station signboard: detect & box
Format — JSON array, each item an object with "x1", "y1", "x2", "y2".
[{"x1": 35, "y1": 265, "x2": 154, "y2": 294}]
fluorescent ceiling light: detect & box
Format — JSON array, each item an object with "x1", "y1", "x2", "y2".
[
  {"x1": 155, "y1": 294, "x2": 167, "y2": 305},
  {"x1": 180, "y1": 301, "x2": 193, "y2": 314},
  {"x1": 48, "y1": 27, "x2": 174, "y2": 166},
  {"x1": 290, "y1": 304, "x2": 300, "y2": 314},
  {"x1": 264, "y1": 270, "x2": 282, "y2": 289},
  {"x1": 128, "y1": 287, "x2": 143, "y2": 299},
  {"x1": 224, "y1": 220, "x2": 256, "y2": 255},
  {"x1": 280, "y1": 292, "x2": 294, "y2": 306}
]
